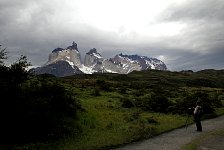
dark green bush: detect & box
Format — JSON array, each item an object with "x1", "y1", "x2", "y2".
[
  {"x1": 20, "y1": 78, "x2": 80, "y2": 139},
  {"x1": 133, "y1": 93, "x2": 171, "y2": 113},
  {"x1": 119, "y1": 87, "x2": 127, "y2": 94},
  {"x1": 146, "y1": 117, "x2": 159, "y2": 124},
  {"x1": 0, "y1": 56, "x2": 81, "y2": 144},
  {"x1": 187, "y1": 78, "x2": 217, "y2": 87},
  {"x1": 95, "y1": 79, "x2": 112, "y2": 91},
  {"x1": 133, "y1": 89, "x2": 145, "y2": 97},
  {"x1": 149, "y1": 94, "x2": 172, "y2": 113},
  {"x1": 173, "y1": 91, "x2": 222, "y2": 115},
  {"x1": 93, "y1": 87, "x2": 101, "y2": 96},
  {"x1": 121, "y1": 97, "x2": 134, "y2": 108}
]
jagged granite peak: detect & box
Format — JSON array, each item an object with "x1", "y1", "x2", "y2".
[
  {"x1": 52, "y1": 41, "x2": 78, "y2": 53},
  {"x1": 116, "y1": 53, "x2": 167, "y2": 70},
  {"x1": 147, "y1": 57, "x2": 167, "y2": 70},
  {"x1": 67, "y1": 41, "x2": 78, "y2": 50},
  {"x1": 46, "y1": 41, "x2": 82, "y2": 68},
  {"x1": 109, "y1": 54, "x2": 142, "y2": 74},
  {"x1": 84, "y1": 48, "x2": 103, "y2": 67},
  {"x1": 32, "y1": 41, "x2": 168, "y2": 76},
  {"x1": 87, "y1": 48, "x2": 97, "y2": 54},
  {"x1": 86, "y1": 48, "x2": 102, "y2": 58},
  {"x1": 52, "y1": 47, "x2": 64, "y2": 53}
]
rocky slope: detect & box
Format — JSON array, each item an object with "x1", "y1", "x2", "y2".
[
  {"x1": 46, "y1": 41, "x2": 82, "y2": 68},
  {"x1": 83, "y1": 49, "x2": 167, "y2": 74}
]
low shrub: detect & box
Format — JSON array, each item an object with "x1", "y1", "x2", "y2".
[
  {"x1": 0, "y1": 59, "x2": 81, "y2": 144},
  {"x1": 121, "y1": 97, "x2": 134, "y2": 108}
]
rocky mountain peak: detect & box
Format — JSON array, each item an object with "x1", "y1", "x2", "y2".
[
  {"x1": 84, "y1": 48, "x2": 103, "y2": 68},
  {"x1": 46, "y1": 41, "x2": 82, "y2": 69},
  {"x1": 33, "y1": 41, "x2": 167, "y2": 77},
  {"x1": 86, "y1": 48, "x2": 102, "y2": 58},
  {"x1": 52, "y1": 47, "x2": 64, "y2": 53},
  {"x1": 87, "y1": 48, "x2": 97, "y2": 54},
  {"x1": 52, "y1": 41, "x2": 78, "y2": 53},
  {"x1": 67, "y1": 41, "x2": 78, "y2": 50},
  {"x1": 119, "y1": 53, "x2": 142, "y2": 60}
]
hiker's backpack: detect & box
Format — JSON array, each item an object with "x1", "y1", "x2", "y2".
[{"x1": 195, "y1": 106, "x2": 203, "y2": 119}]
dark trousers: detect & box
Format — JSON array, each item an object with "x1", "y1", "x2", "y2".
[{"x1": 194, "y1": 118, "x2": 202, "y2": 131}]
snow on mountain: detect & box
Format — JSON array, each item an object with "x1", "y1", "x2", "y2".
[
  {"x1": 79, "y1": 65, "x2": 95, "y2": 74},
  {"x1": 84, "y1": 48, "x2": 103, "y2": 68},
  {"x1": 32, "y1": 41, "x2": 167, "y2": 77},
  {"x1": 115, "y1": 53, "x2": 167, "y2": 71},
  {"x1": 109, "y1": 54, "x2": 142, "y2": 74},
  {"x1": 46, "y1": 41, "x2": 82, "y2": 68}
]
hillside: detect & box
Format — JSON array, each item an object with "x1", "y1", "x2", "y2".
[{"x1": 62, "y1": 69, "x2": 224, "y2": 89}]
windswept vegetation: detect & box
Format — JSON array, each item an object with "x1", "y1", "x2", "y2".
[{"x1": 0, "y1": 46, "x2": 223, "y2": 149}]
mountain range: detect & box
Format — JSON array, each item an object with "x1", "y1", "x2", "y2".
[{"x1": 32, "y1": 41, "x2": 167, "y2": 77}]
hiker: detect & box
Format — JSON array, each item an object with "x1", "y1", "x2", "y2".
[{"x1": 193, "y1": 101, "x2": 203, "y2": 132}]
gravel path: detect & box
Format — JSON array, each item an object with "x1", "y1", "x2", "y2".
[
  {"x1": 199, "y1": 133, "x2": 224, "y2": 150},
  {"x1": 111, "y1": 115, "x2": 224, "y2": 150}
]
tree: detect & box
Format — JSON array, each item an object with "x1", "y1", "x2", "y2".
[
  {"x1": 0, "y1": 50, "x2": 81, "y2": 144},
  {"x1": 9, "y1": 55, "x2": 31, "y2": 86},
  {"x1": 174, "y1": 91, "x2": 219, "y2": 115},
  {"x1": 0, "y1": 45, "x2": 7, "y2": 65}
]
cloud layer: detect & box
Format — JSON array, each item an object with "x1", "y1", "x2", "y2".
[{"x1": 0, "y1": 0, "x2": 223, "y2": 71}]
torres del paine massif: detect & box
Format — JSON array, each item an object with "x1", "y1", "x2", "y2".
[{"x1": 32, "y1": 41, "x2": 167, "y2": 77}]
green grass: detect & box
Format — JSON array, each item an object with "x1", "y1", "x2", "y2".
[
  {"x1": 215, "y1": 108, "x2": 224, "y2": 116},
  {"x1": 13, "y1": 92, "x2": 190, "y2": 150},
  {"x1": 12, "y1": 91, "x2": 224, "y2": 150},
  {"x1": 38, "y1": 93, "x2": 188, "y2": 150}
]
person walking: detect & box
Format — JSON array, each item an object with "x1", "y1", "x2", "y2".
[{"x1": 193, "y1": 101, "x2": 203, "y2": 132}]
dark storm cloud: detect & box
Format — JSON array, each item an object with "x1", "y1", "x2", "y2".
[
  {"x1": 81, "y1": 0, "x2": 223, "y2": 71},
  {"x1": 0, "y1": 0, "x2": 106, "y2": 65},
  {"x1": 155, "y1": 0, "x2": 224, "y2": 70},
  {"x1": 161, "y1": 0, "x2": 224, "y2": 51},
  {"x1": 0, "y1": 0, "x2": 223, "y2": 71},
  {"x1": 163, "y1": 0, "x2": 224, "y2": 22},
  {"x1": 0, "y1": 0, "x2": 53, "y2": 64}
]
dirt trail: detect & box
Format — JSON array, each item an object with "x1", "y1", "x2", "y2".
[{"x1": 111, "y1": 115, "x2": 224, "y2": 150}]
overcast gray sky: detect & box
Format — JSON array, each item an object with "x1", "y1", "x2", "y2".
[{"x1": 0, "y1": 0, "x2": 223, "y2": 71}]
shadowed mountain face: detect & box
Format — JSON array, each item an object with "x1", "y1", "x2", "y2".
[
  {"x1": 32, "y1": 41, "x2": 167, "y2": 77},
  {"x1": 31, "y1": 61, "x2": 83, "y2": 77}
]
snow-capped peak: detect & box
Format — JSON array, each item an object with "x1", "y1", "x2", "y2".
[
  {"x1": 86, "y1": 48, "x2": 102, "y2": 58},
  {"x1": 36, "y1": 41, "x2": 167, "y2": 77}
]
